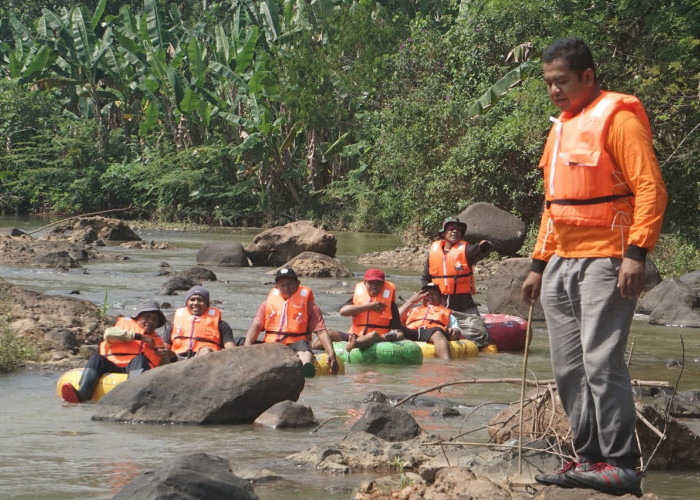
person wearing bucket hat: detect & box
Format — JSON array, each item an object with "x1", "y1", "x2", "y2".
[
  {"x1": 163, "y1": 286, "x2": 236, "y2": 359},
  {"x1": 398, "y1": 283, "x2": 462, "y2": 360},
  {"x1": 339, "y1": 268, "x2": 407, "y2": 351},
  {"x1": 244, "y1": 268, "x2": 338, "y2": 377},
  {"x1": 421, "y1": 216, "x2": 495, "y2": 314},
  {"x1": 60, "y1": 300, "x2": 173, "y2": 403}
]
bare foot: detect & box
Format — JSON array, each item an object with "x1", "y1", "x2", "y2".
[{"x1": 346, "y1": 334, "x2": 357, "y2": 352}]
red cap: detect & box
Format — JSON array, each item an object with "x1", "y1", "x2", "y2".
[{"x1": 363, "y1": 268, "x2": 385, "y2": 281}]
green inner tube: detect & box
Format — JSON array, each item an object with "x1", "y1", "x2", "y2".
[{"x1": 333, "y1": 340, "x2": 423, "y2": 365}]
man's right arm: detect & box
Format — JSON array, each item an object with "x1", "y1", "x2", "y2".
[{"x1": 244, "y1": 303, "x2": 266, "y2": 345}]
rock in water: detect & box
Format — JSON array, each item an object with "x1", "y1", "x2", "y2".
[{"x1": 93, "y1": 343, "x2": 305, "y2": 424}]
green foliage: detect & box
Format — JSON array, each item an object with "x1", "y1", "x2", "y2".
[
  {"x1": 0, "y1": 330, "x2": 39, "y2": 373},
  {"x1": 0, "y1": 0, "x2": 698, "y2": 249},
  {"x1": 651, "y1": 234, "x2": 700, "y2": 279}
]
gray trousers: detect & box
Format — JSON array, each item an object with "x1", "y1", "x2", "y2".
[{"x1": 541, "y1": 256, "x2": 640, "y2": 468}]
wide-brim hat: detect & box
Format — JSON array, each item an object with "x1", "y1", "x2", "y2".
[
  {"x1": 131, "y1": 300, "x2": 166, "y2": 328},
  {"x1": 438, "y1": 217, "x2": 467, "y2": 236}
]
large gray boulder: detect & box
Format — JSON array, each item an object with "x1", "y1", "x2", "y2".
[
  {"x1": 637, "y1": 278, "x2": 700, "y2": 327},
  {"x1": 254, "y1": 400, "x2": 318, "y2": 428},
  {"x1": 680, "y1": 269, "x2": 700, "y2": 294},
  {"x1": 457, "y1": 202, "x2": 527, "y2": 256},
  {"x1": 350, "y1": 402, "x2": 421, "y2": 442},
  {"x1": 93, "y1": 343, "x2": 305, "y2": 424},
  {"x1": 485, "y1": 258, "x2": 545, "y2": 320},
  {"x1": 275, "y1": 251, "x2": 353, "y2": 278},
  {"x1": 245, "y1": 220, "x2": 336, "y2": 267},
  {"x1": 196, "y1": 241, "x2": 248, "y2": 267},
  {"x1": 114, "y1": 453, "x2": 258, "y2": 500}
]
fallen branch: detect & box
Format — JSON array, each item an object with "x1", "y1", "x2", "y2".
[
  {"x1": 392, "y1": 378, "x2": 671, "y2": 408},
  {"x1": 643, "y1": 334, "x2": 685, "y2": 471}
]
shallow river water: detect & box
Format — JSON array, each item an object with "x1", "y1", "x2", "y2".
[{"x1": 0, "y1": 217, "x2": 698, "y2": 499}]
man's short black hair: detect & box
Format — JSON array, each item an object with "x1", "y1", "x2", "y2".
[{"x1": 543, "y1": 37, "x2": 596, "y2": 82}]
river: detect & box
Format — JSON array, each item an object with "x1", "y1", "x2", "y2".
[{"x1": 0, "y1": 216, "x2": 698, "y2": 499}]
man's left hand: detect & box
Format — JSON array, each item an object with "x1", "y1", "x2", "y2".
[{"x1": 618, "y1": 257, "x2": 645, "y2": 299}]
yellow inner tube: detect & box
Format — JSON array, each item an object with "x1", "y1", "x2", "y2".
[
  {"x1": 417, "y1": 339, "x2": 479, "y2": 358},
  {"x1": 313, "y1": 353, "x2": 345, "y2": 375},
  {"x1": 56, "y1": 368, "x2": 127, "y2": 401}
]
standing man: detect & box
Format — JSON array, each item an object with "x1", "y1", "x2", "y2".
[
  {"x1": 244, "y1": 267, "x2": 339, "y2": 378},
  {"x1": 521, "y1": 38, "x2": 667, "y2": 497}
]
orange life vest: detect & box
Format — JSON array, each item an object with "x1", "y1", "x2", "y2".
[
  {"x1": 542, "y1": 91, "x2": 651, "y2": 227},
  {"x1": 428, "y1": 240, "x2": 475, "y2": 295},
  {"x1": 99, "y1": 317, "x2": 165, "y2": 368},
  {"x1": 170, "y1": 307, "x2": 222, "y2": 355},
  {"x1": 405, "y1": 305, "x2": 452, "y2": 330},
  {"x1": 349, "y1": 281, "x2": 396, "y2": 336},
  {"x1": 263, "y1": 286, "x2": 313, "y2": 345}
]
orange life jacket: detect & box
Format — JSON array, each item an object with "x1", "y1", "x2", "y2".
[
  {"x1": 428, "y1": 239, "x2": 475, "y2": 295},
  {"x1": 405, "y1": 304, "x2": 452, "y2": 330},
  {"x1": 170, "y1": 307, "x2": 222, "y2": 355},
  {"x1": 99, "y1": 317, "x2": 165, "y2": 368},
  {"x1": 349, "y1": 281, "x2": 396, "y2": 336},
  {"x1": 542, "y1": 91, "x2": 651, "y2": 227},
  {"x1": 263, "y1": 286, "x2": 313, "y2": 345}
]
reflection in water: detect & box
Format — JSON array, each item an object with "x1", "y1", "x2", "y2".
[{"x1": 0, "y1": 218, "x2": 698, "y2": 499}]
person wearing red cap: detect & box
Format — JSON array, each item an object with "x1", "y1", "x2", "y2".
[
  {"x1": 421, "y1": 217, "x2": 495, "y2": 314},
  {"x1": 244, "y1": 267, "x2": 338, "y2": 377},
  {"x1": 339, "y1": 268, "x2": 406, "y2": 351},
  {"x1": 163, "y1": 286, "x2": 236, "y2": 359}
]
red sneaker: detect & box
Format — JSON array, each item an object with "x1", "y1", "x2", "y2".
[
  {"x1": 566, "y1": 462, "x2": 642, "y2": 497},
  {"x1": 60, "y1": 383, "x2": 81, "y2": 403},
  {"x1": 535, "y1": 461, "x2": 590, "y2": 488}
]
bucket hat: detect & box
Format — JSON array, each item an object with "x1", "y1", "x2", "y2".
[{"x1": 131, "y1": 300, "x2": 166, "y2": 328}]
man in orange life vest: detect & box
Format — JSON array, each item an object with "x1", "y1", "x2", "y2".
[
  {"x1": 60, "y1": 300, "x2": 171, "y2": 403},
  {"x1": 398, "y1": 283, "x2": 461, "y2": 360},
  {"x1": 164, "y1": 286, "x2": 236, "y2": 359},
  {"x1": 340, "y1": 268, "x2": 407, "y2": 351},
  {"x1": 421, "y1": 217, "x2": 494, "y2": 315},
  {"x1": 244, "y1": 267, "x2": 338, "y2": 378},
  {"x1": 521, "y1": 38, "x2": 666, "y2": 496}
]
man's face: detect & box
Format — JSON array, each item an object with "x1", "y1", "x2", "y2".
[
  {"x1": 186, "y1": 295, "x2": 209, "y2": 316},
  {"x1": 276, "y1": 277, "x2": 300, "y2": 299},
  {"x1": 444, "y1": 224, "x2": 463, "y2": 244},
  {"x1": 425, "y1": 289, "x2": 441, "y2": 306},
  {"x1": 543, "y1": 58, "x2": 596, "y2": 115},
  {"x1": 135, "y1": 311, "x2": 160, "y2": 334},
  {"x1": 365, "y1": 280, "x2": 384, "y2": 297}
]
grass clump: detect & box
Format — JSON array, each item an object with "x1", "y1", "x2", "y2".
[{"x1": 0, "y1": 327, "x2": 40, "y2": 373}]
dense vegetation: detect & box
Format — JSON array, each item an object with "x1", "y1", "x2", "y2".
[{"x1": 1, "y1": 0, "x2": 698, "y2": 247}]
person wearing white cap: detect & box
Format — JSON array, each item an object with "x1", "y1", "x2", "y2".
[
  {"x1": 244, "y1": 267, "x2": 338, "y2": 377},
  {"x1": 163, "y1": 286, "x2": 236, "y2": 359}
]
